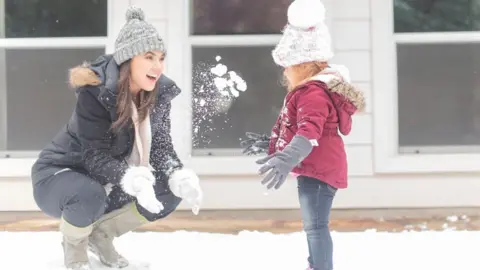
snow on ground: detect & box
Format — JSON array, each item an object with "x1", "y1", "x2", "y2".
[{"x1": 1, "y1": 230, "x2": 479, "y2": 270}]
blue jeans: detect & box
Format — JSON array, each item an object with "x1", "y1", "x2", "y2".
[{"x1": 297, "y1": 176, "x2": 337, "y2": 270}]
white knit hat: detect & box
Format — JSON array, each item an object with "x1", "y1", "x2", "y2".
[{"x1": 272, "y1": 0, "x2": 333, "y2": 67}]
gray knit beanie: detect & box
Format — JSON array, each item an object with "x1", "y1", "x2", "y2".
[{"x1": 113, "y1": 6, "x2": 166, "y2": 65}]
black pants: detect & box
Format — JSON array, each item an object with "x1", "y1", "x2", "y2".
[{"x1": 32, "y1": 166, "x2": 182, "y2": 227}]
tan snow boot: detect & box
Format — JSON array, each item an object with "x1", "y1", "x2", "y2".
[
  {"x1": 60, "y1": 218, "x2": 93, "y2": 270},
  {"x1": 88, "y1": 202, "x2": 149, "y2": 268}
]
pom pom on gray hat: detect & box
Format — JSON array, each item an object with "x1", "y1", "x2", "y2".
[{"x1": 125, "y1": 6, "x2": 145, "y2": 22}]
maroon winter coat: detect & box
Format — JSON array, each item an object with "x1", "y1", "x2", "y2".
[{"x1": 268, "y1": 76, "x2": 365, "y2": 189}]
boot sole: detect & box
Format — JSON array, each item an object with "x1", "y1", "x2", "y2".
[
  {"x1": 88, "y1": 243, "x2": 129, "y2": 268},
  {"x1": 62, "y1": 240, "x2": 90, "y2": 269}
]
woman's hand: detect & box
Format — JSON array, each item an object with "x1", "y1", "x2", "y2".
[
  {"x1": 121, "y1": 166, "x2": 164, "y2": 213},
  {"x1": 169, "y1": 168, "x2": 203, "y2": 215}
]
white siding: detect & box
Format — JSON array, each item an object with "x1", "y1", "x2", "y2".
[
  {"x1": 332, "y1": 51, "x2": 371, "y2": 82},
  {"x1": 333, "y1": 0, "x2": 371, "y2": 19},
  {"x1": 329, "y1": 0, "x2": 374, "y2": 178},
  {"x1": 333, "y1": 21, "x2": 371, "y2": 51},
  {"x1": 133, "y1": 0, "x2": 168, "y2": 20},
  {"x1": 3, "y1": 0, "x2": 480, "y2": 211}
]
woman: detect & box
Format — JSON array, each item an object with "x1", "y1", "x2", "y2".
[
  {"x1": 31, "y1": 6, "x2": 203, "y2": 270},
  {"x1": 242, "y1": 0, "x2": 365, "y2": 269}
]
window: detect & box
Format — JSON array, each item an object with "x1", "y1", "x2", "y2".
[
  {"x1": 4, "y1": 0, "x2": 107, "y2": 38},
  {"x1": 191, "y1": 0, "x2": 291, "y2": 35},
  {"x1": 0, "y1": 0, "x2": 107, "y2": 155},
  {"x1": 394, "y1": 0, "x2": 480, "y2": 154},
  {"x1": 397, "y1": 43, "x2": 480, "y2": 151},
  {"x1": 3, "y1": 48, "x2": 104, "y2": 151},
  {"x1": 394, "y1": 0, "x2": 480, "y2": 33},
  {"x1": 189, "y1": 0, "x2": 288, "y2": 156},
  {"x1": 192, "y1": 46, "x2": 284, "y2": 153}
]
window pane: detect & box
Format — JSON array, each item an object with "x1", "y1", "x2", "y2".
[
  {"x1": 397, "y1": 43, "x2": 480, "y2": 151},
  {"x1": 5, "y1": 0, "x2": 107, "y2": 38},
  {"x1": 192, "y1": 0, "x2": 291, "y2": 35},
  {"x1": 192, "y1": 46, "x2": 284, "y2": 153},
  {"x1": 2, "y1": 48, "x2": 105, "y2": 151},
  {"x1": 394, "y1": 0, "x2": 480, "y2": 33}
]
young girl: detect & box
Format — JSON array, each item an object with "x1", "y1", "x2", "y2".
[
  {"x1": 242, "y1": 0, "x2": 365, "y2": 269},
  {"x1": 31, "y1": 6, "x2": 202, "y2": 270}
]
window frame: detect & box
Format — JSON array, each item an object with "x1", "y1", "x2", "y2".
[
  {"x1": 184, "y1": 1, "x2": 282, "y2": 158},
  {"x1": 0, "y1": 0, "x2": 113, "y2": 176},
  {"x1": 0, "y1": 41, "x2": 107, "y2": 157},
  {"x1": 372, "y1": 0, "x2": 480, "y2": 173},
  {"x1": 182, "y1": 0, "x2": 283, "y2": 175}
]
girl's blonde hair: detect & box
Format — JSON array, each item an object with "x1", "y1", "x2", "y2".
[{"x1": 282, "y1": 61, "x2": 328, "y2": 91}]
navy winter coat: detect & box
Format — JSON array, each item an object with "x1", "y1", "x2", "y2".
[{"x1": 31, "y1": 54, "x2": 183, "y2": 186}]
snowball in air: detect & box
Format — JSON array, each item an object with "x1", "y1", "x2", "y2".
[
  {"x1": 229, "y1": 87, "x2": 240, "y2": 97},
  {"x1": 210, "y1": 64, "x2": 227, "y2": 76},
  {"x1": 213, "y1": 77, "x2": 228, "y2": 91},
  {"x1": 236, "y1": 81, "x2": 247, "y2": 91},
  {"x1": 229, "y1": 71, "x2": 247, "y2": 91}
]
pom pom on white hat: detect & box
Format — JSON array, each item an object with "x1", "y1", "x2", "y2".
[
  {"x1": 272, "y1": 0, "x2": 333, "y2": 67},
  {"x1": 288, "y1": 0, "x2": 326, "y2": 29}
]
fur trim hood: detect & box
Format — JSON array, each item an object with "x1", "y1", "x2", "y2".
[
  {"x1": 69, "y1": 61, "x2": 102, "y2": 89},
  {"x1": 308, "y1": 65, "x2": 366, "y2": 112},
  {"x1": 302, "y1": 64, "x2": 366, "y2": 135}
]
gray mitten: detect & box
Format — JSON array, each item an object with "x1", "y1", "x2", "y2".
[
  {"x1": 241, "y1": 132, "x2": 270, "y2": 155},
  {"x1": 256, "y1": 135, "x2": 313, "y2": 189}
]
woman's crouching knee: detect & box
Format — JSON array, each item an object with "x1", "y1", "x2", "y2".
[
  {"x1": 32, "y1": 169, "x2": 108, "y2": 228},
  {"x1": 62, "y1": 181, "x2": 108, "y2": 227}
]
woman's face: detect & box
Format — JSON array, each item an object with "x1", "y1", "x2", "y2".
[{"x1": 130, "y1": 50, "x2": 165, "y2": 92}]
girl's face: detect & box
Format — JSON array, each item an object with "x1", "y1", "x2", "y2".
[
  {"x1": 283, "y1": 67, "x2": 294, "y2": 83},
  {"x1": 129, "y1": 50, "x2": 165, "y2": 93},
  {"x1": 283, "y1": 66, "x2": 297, "y2": 90}
]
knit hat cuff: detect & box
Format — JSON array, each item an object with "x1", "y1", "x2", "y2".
[
  {"x1": 114, "y1": 36, "x2": 166, "y2": 65},
  {"x1": 272, "y1": 47, "x2": 334, "y2": 67}
]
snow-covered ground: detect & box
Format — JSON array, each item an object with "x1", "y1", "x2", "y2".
[{"x1": 1, "y1": 230, "x2": 479, "y2": 269}]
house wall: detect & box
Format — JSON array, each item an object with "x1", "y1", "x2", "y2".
[{"x1": 1, "y1": 0, "x2": 479, "y2": 211}]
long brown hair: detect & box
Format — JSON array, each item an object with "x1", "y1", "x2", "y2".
[
  {"x1": 111, "y1": 60, "x2": 158, "y2": 132},
  {"x1": 283, "y1": 61, "x2": 328, "y2": 91}
]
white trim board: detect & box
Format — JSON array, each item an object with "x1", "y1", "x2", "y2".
[
  {"x1": 0, "y1": 37, "x2": 107, "y2": 48},
  {"x1": 4, "y1": 174, "x2": 480, "y2": 211},
  {"x1": 188, "y1": 145, "x2": 373, "y2": 176},
  {"x1": 0, "y1": 144, "x2": 373, "y2": 177},
  {"x1": 189, "y1": 35, "x2": 281, "y2": 46},
  {"x1": 395, "y1": 32, "x2": 480, "y2": 44}
]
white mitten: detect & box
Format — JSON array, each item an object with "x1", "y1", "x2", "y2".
[
  {"x1": 121, "y1": 166, "x2": 164, "y2": 213},
  {"x1": 169, "y1": 168, "x2": 203, "y2": 215},
  {"x1": 136, "y1": 184, "x2": 164, "y2": 214},
  {"x1": 121, "y1": 166, "x2": 155, "y2": 196}
]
